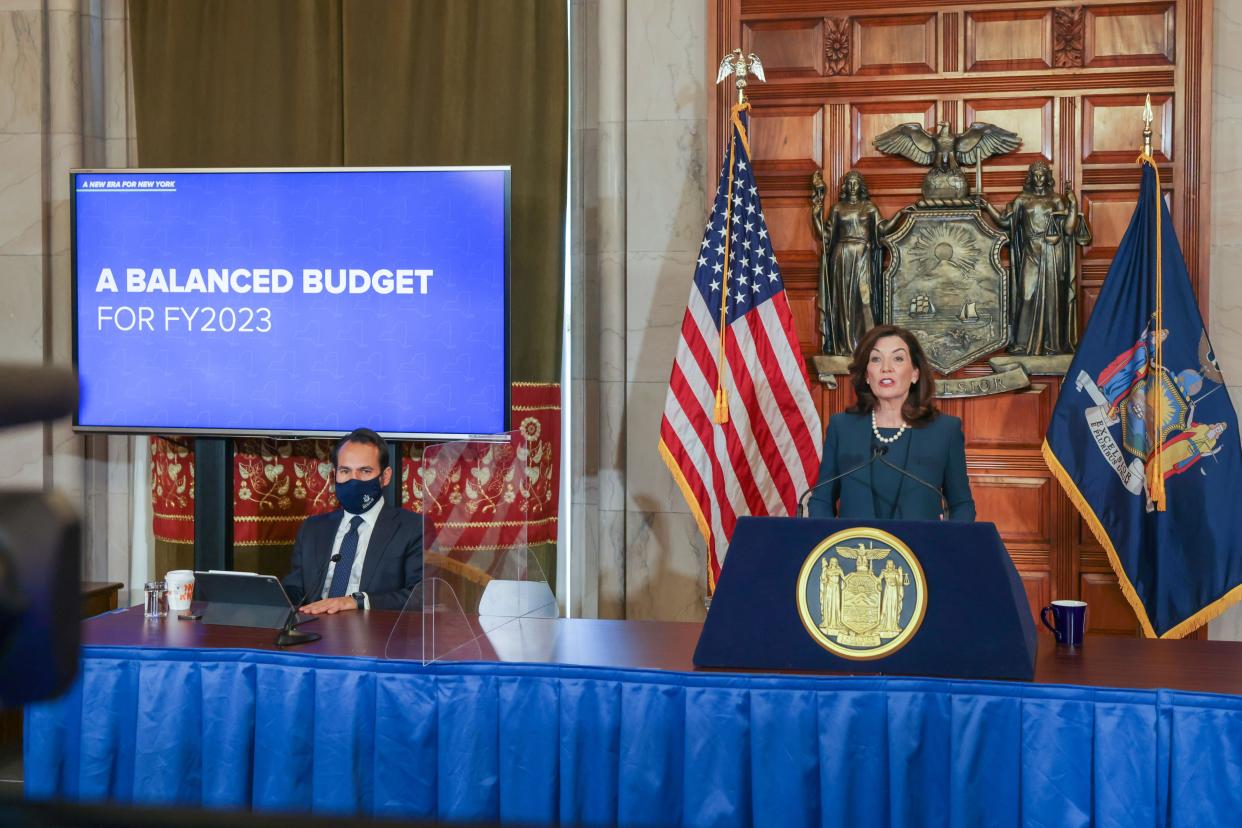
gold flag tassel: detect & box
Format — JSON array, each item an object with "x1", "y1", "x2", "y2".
[
  {"x1": 712, "y1": 114, "x2": 735, "y2": 425},
  {"x1": 1137, "y1": 94, "x2": 1167, "y2": 511},
  {"x1": 713, "y1": 107, "x2": 733, "y2": 429},
  {"x1": 711, "y1": 50, "x2": 763, "y2": 425},
  {"x1": 713, "y1": 100, "x2": 753, "y2": 424}
]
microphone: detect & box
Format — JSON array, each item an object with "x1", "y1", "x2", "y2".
[
  {"x1": 876, "y1": 453, "x2": 945, "y2": 519},
  {"x1": 798, "y1": 445, "x2": 888, "y2": 517},
  {"x1": 277, "y1": 552, "x2": 340, "y2": 648},
  {"x1": 303, "y1": 552, "x2": 341, "y2": 607},
  {"x1": 0, "y1": 364, "x2": 76, "y2": 429}
]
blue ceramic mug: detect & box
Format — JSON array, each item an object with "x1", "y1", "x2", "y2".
[{"x1": 1041, "y1": 600, "x2": 1087, "y2": 646}]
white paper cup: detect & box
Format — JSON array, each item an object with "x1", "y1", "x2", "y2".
[{"x1": 166, "y1": 570, "x2": 195, "y2": 612}]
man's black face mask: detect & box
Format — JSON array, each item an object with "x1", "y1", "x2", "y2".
[{"x1": 335, "y1": 475, "x2": 382, "y2": 514}]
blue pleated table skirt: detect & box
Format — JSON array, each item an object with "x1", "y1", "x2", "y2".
[{"x1": 24, "y1": 644, "x2": 1242, "y2": 826}]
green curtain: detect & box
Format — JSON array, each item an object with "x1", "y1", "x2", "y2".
[
  {"x1": 341, "y1": 0, "x2": 568, "y2": 379},
  {"x1": 131, "y1": 0, "x2": 568, "y2": 582},
  {"x1": 130, "y1": 0, "x2": 344, "y2": 166}
]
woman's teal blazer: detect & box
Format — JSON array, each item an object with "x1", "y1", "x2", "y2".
[{"x1": 807, "y1": 411, "x2": 976, "y2": 521}]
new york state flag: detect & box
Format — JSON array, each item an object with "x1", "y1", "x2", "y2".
[{"x1": 1044, "y1": 161, "x2": 1242, "y2": 638}]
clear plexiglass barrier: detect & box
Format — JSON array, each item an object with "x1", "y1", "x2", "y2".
[{"x1": 385, "y1": 431, "x2": 558, "y2": 664}]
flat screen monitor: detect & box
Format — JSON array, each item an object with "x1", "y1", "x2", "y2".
[{"x1": 71, "y1": 167, "x2": 510, "y2": 440}]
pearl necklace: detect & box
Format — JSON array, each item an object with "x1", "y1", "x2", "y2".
[{"x1": 871, "y1": 411, "x2": 908, "y2": 444}]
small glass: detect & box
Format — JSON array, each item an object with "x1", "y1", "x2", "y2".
[{"x1": 144, "y1": 580, "x2": 168, "y2": 618}]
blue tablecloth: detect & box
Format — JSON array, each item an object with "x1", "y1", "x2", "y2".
[{"x1": 24, "y1": 644, "x2": 1242, "y2": 826}]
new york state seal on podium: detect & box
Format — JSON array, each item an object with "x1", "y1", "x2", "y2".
[{"x1": 796, "y1": 527, "x2": 928, "y2": 659}]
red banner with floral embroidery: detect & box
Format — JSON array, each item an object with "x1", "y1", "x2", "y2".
[
  {"x1": 233, "y1": 439, "x2": 340, "y2": 545},
  {"x1": 151, "y1": 437, "x2": 195, "y2": 543},
  {"x1": 151, "y1": 382, "x2": 560, "y2": 549}
]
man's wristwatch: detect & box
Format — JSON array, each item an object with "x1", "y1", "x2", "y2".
[{"x1": 351, "y1": 592, "x2": 366, "y2": 611}]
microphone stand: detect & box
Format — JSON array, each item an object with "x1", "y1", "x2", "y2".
[
  {"x1": 798, "y1": 446, "x2": 887, "y2": 517},
  {"x1": 276, "y1": 552, "x2": 339, "y2": 647},
  {"x1": 876, "y1": 454, "x2": 945, "y2": 520}
]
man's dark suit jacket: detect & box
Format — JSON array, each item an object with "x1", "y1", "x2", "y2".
[{"x1": 282, "y1": 503, "x2": 423, "y2": 611}]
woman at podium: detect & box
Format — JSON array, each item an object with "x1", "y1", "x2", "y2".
[{"x1": 807, "y1": 324, "x2": 975, "y2": 521}]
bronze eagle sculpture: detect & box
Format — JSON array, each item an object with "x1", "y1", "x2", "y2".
[{"x1": 872, "y1": 121, "x2": 1021, "y2": 200}]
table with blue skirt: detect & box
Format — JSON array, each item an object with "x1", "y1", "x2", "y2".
[{"x1": 23, "y1": 607, "x2": 1242, "y2": 826}]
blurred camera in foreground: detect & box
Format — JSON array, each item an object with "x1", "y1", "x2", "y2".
[{"x1": 0, "y1": 363, "x2": 81, "y2": 708}]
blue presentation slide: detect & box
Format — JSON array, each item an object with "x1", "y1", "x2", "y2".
[{"x1": 73, "y1": 168, "x2": 508, "y2": 437}]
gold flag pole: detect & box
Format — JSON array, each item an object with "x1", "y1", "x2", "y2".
[
  {"x1": 1137, "y1": 94, "x2": 1167, "y2": 510},
  {"x1": 711, "y1": 50, "x2": 765, "y2": 424}
]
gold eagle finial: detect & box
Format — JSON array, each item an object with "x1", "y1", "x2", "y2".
[{"x1": 716, "y1": 49, "x2": 765, "y2": 105}]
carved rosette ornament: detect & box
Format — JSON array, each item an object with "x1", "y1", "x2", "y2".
[
  {"x1": 824, "y1": 18, "x2": 850, "y2": 76},
  {"x1": 1054, "y1": 7, "x2": 1085, "y2": 68}
]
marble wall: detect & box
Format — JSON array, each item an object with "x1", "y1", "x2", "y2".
[
  {"x1": 0, "y1": 1, "x2": 48, "y2": 489},
  {"x1": 570, "y1": 0, "x2": 711, "y2": 621},
  {"x1": 569, "y1": 0, "x2": 614, "y2": 619},
  {"x1": 0, "y1": 0, "x2": 146, "y2": 603},
  {"x1": 622, "y1": 0, "x2": 709, "y2": 621}
]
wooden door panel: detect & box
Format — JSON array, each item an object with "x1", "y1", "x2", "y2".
[
  {"x1": 748, "y1": 105, "x2": 823, "y2": 168},
  {"x1": 1076, "y1": 512, "x2": 1106, "y2": 553},
  {"x1": 851, "y1": 14, "x2": 938, "y2": 76},
  {"x1": 970, "y1": 474, "x2": 1053, "y2": 546},
  {"x1": 1081, "y1": 572, "x2": 1141, "y2": 635},
  {"x1": 1079, "y1": 571, "x2": 1210, "y2": 639},
  {"x1": 788, "y1": 293, "x2": 821, "y2": 352},
  {"x1": 964, "y1": 10, "x2": 1053, "y2": 73},
  {"x1": 1084, "y1": 3, "x2": 1175, "y2": 68},
  {"x1": 1021, "y1": 570, "x2": 1054, "y2": 634},
  {"x1": 742, "y1": 19, "x2": 824, "y2": 78},
  {"x1": 961, "y1": 382, "x2": 1051, "y2": 450},
  {"x1": 850, "y1": 101, "x2": 939, "y2": 168},
  {"x1": 763, "y1": 197, "x2": 818, "y2": 255},
  {"x1": 868, "y1": 193, "x2": 920, "y2": 219},
  {"x1": 1080, "y1": 283, "x2": 1102, "y2": 332},
  {"x1": 963, "y1": 97, "x2": 1054, "y2": 166},
  {"x1": 1080, "y1": 190, "x2": 1144, "y2": 259},
  {"x1": 1083, "y1": 93, "x2": 1173, "y2": 163},
  {"x1": 1082, "y1": 188, "x2": 1189, "y2": 294}
]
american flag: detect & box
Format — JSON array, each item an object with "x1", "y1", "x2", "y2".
[{"x1": 658, "y1": 107, "x2": 823, "y2": 590}]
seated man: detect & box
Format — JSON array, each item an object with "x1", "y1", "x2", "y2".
[{"x1": 283, "y1": 428, "x2": 423, "y2": 613}]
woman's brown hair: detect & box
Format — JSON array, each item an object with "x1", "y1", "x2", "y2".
[{"x1": 846, "y1": 324, "x2": 938, "y2": 425}]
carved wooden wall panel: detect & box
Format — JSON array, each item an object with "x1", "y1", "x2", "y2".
[
  {"x1": 1081, "y1": 572, "x2": 1147, "y2": 632},
  {"x1": 711, "y1": 0, "x2": 1212, "y2": 637},
  {"x1": 743, "y1": 19, "x2": 825, "y2": 76},
  {"x1": 789, "y1": 294, "x2": 822, "y2": 352},
  {"x1": 965, "y1": 10, "x2": 1053, "y2": 72},
  {"x1": 1083, "y1": 4, "x2": 1175, "y2": 67},
  {"x1": 963, "y1": 97, "x2": 1054, "y2": 166},
  {"x1": 852, "y1": 15, "x2": 938, "y2": 75},
  {"x1": 763, "y1": 198, "x2": 819, "y2": 252},
  {"x1": 1021, "y1": 571, "x2": 1054, "y2": 625},
  {"x1": 1081, "y1": 191, "x2": 1142, "y2": 256},
  {"x1": 850, "y1": 101, "x2": 938, "y2": 168},
  {"x1": 748, "y1": 105, "x2": 823, "y2": 166},
  {"x1": 1082, "y1": 93, "x2": 1172, "y2": 162},
  {"x1": 961, "y1": 384, "x2": 1050, "y2": 449},
  {"x1": 972, "y1": 475, "x2": 1053, "y2": 545}
]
